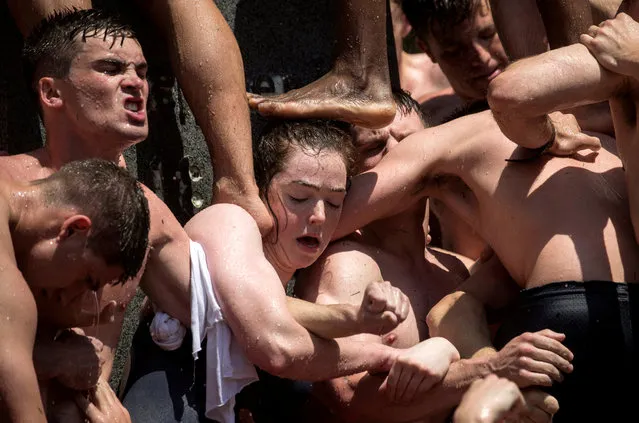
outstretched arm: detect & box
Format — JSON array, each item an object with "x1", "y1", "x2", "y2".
[
  {"x1": 335, "y1": 111, "x2": 500, "y2": 239},
  {"x1": 487, "y1": 43, "x2": 625, "y2": 152}
]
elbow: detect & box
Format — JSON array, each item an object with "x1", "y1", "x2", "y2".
[
  {"x1": 426, "y1": 291, "x2": 466, "y2": 337},
  {"x1": 245, "y1": 334, "x2": 299, "y2": 378},
  {"x1": 486, "y1": 71, "x2": 527, "y2": 115}
]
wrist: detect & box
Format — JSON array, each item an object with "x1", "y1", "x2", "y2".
[
  {"x1": 506, "y1": 118, "x2": 555, "y2": 163},
  {"x1": 214, "y1": 176, "x2": 259, "y2": 199}
]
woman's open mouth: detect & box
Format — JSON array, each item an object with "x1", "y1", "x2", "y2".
[{"x1": 297, "y1": 235, "x2": 321, "y2": 251}]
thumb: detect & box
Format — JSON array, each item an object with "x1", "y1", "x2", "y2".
[{"x1": 577, "y1": 133, "x2": 602, "y2": 152}]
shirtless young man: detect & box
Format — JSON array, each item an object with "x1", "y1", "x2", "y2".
[
  {"x1": 397, "y1": 0, "x2": 507, "y2": 259},
  {"x1": 389, "y1": 0, "x2": 451, "y2": 104},
  {"x1": 333, "y1": 101, "x2": 639, "y2": 421},
  {"x1": 487, "y1": 1, "x2": 639, "y2": 245},
  {"x1": 294, "y1": 97, "x2": 568, "y2": 423},
  {"x1": 9, "y1": 10, "x2": 437, "y2": 421},
  {"x1": 8, "y1": 0, "x2": 273, "y2": 234},
  {"x1": 401, "y1": 0, "x2": 508, "y2": 127},
  {"x1": 0, "y1": 158, "x2": 149, "y2": 422}
]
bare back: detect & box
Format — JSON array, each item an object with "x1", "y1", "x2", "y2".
[{"x1": 430, "y1": 113, "x2": 639, "y2": 288}]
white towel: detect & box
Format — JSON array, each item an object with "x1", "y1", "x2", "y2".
[
  {"x1": 150, "y1": 311, "x2": 186, "y2": 351},
  {"x1": 190, "y1": 240, "x2": 258, "y2": 423}
]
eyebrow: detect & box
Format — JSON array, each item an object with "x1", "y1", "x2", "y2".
[
  {"x1": 94, "y1": 58, "x2": 148, "y2": 70},
  {"x1": 292, "y1": 180, "x2": 346, "y2": 193}
]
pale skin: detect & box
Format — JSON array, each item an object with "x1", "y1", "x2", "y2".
[
  {"x1": 0, "y1": 30, "x2": 408, "y2": 420},
  {"x1": 7, "y1": 0, "x2": 273, "y2": 235},
  {"x1": 295, "y1": 114, "x2": 566, "y2": 423},
  {"x1": 183, "y1": 145, "x2": 459, "y2": 393},
  {"x1": 486, "y1": 8, "x2": 639, "y2": 243},
  {"x1": 247, "y1": 0, "x2": 396, "y2": 129}
]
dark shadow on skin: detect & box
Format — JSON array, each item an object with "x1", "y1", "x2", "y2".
[
  {"x1": 0, "y1": 1, "x2": 44, "y2": 154},
  {"x1": 495, "y1": 131, "x2": 637, "y2": 284}
]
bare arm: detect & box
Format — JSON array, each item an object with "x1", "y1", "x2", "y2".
[
  {"x1": 427, "y1": 253, "x2": 518, "y2": 359},
  {"x1": 140, "y1": 0, "x2": 272, "y2": 234},
  {"x1": 185, "y1": 204, "x2": 398, "y2": 380},
  {"x1": 0, "y1": 215, "x2": 46, "y2": 421},
  {"x1": 7, "y1": 0, "x2": 91, "y2": 36},
  {"x1": 335, "y1": 112, "x2": 499, "y2": 239},
  {"x1": 297, "y1": 243, "x2": 492, "y2": 422},
  {"x1": 139, "y1": 188, "x2": 191, "y2": 326},
  {"x1": 487, "y1": 43, "x2": 626, "y2": 149}
]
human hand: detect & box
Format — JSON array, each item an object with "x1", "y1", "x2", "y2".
[
  {"x1": 453, "y1": 375, "x2": 525, "y2": 423},
  {"x1": 36, "y1": 328, "x2": 105, "y2": 391},
  {"x1": 213, "y1": 183, "x2": 274, "y2": 237},
  {"x1": 546, "y1": 111, "x2": 601, "y2": 157},
  {"x1": 380, "y1": 337, "x2": 460, "y2": 403},
  {"x1": 74, "y1": 379, "x2": 131, "y2": 423},
  {"x1": 358, "y1": 281, "x2": 411, "y2": 334},
  {"x1": 513, "y1": 389, "x2": 559, "y2": 423},
  {"x1": 490, "y1": 329, "x2": 573, "y2": 388},
  {"x1": 580, "y1": 13, "x2": 639, "y2": 77}
]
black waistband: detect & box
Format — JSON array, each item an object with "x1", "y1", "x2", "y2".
[{"x1": 519, "y1": 280, "x2": 638, "y2": 299}]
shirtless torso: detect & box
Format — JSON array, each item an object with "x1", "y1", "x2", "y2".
[
  {"x1": 338, "y1": 109, "x2": 639, "y2": 286},
  {"x1": 297, "y1": 202, "x2": 468, "y2": 422},
  {"x1": 0, "y1": 149, "x2": 190, "y2": 417},
  {"x1": 336, "y1": 109, "x2": 639, "y2": 422}
]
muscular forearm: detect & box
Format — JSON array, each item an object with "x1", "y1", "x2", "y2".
[
  {"x1": 488, "y1": 44, "x2": 625, "y2": 148},
  {"x1": 330, "y1": 357, "x2": 493, "y2": 423},
  {"x1": 287, "y1": 297, "x2": 363, "y2": 339},
  {"x1": 427, "y1": 292, "x2": 495, "y2": 359},
  {"x1": 250, "y1": 327, "x2": 398, "y2": 381}
]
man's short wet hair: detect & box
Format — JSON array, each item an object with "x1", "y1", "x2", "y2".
[
  {"x1": 33, "y1": 159, "x2": 150, "y2": 283},
  {"x1": 402, "y1": 0, "x2": 476, "y2": 39},
  {"x1": 22, "y1": 8, "x2": 136, "y2": 92}
]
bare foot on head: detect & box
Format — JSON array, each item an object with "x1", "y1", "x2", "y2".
[{"x1": 248, "y1": 70, "x2": 396, "y2": 129}]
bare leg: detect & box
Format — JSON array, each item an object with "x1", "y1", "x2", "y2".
[
  {"x1": 248, "y1": 0, "x2": 396, "y2": 129},
  {"x1": 489, "y1": 0, "x2": 547, "y2": 60},
  {"x1": 537, "y1": 0, "x2": 593, "y2": 48},
  {"x1": 7, "y1": 0, "x2": 91, "y2": 35},
  {"x1": 140, "y1": 0, "x2": 273, "y2": 234},
  {"x1": 489, "y1": 0, "x2": 592, "y2": 60}
]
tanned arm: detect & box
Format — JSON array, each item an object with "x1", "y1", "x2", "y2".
[
  {"x1": 138, "y1": 187, "x2": 191, "y2": 326},
  {"x1": 0, "y1": 216, "x2": 46, "y2": 422},
  {"x1": 334, "y1": 111, "x2": 499, "y2": 240},
  {"x1": 487, "y1": 43, "x2": 626, "y2": 150}
]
